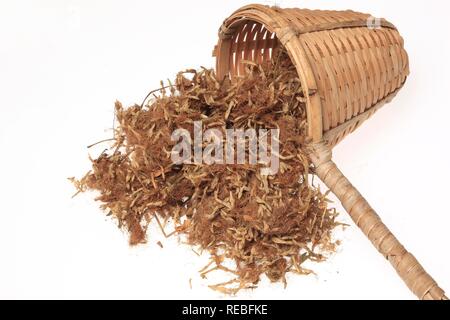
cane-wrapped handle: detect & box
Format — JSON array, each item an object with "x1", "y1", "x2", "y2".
[{"x1": 310, "y1": 143, "x2": 447, "y2": 300}]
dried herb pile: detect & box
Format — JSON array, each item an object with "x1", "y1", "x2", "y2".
[{"x1": 72, "y1": 49, "x2": 340, "y2": 293}]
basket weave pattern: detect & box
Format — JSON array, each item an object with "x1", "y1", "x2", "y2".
[{"x1": 215, "y1": 5, "x2": 409, "y2": 146}]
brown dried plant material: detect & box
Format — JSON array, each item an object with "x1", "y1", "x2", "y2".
[{"x1": 72, "y1": 48, "x2": 341, "y2": 293}]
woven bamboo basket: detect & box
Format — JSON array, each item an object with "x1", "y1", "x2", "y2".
[{"x1": 213, "y1": 4, "x2": 447, "y2": 300}]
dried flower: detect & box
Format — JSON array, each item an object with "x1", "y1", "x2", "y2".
[{"x1": 72, "y1": 49, "x2": 341, "y2": 293}]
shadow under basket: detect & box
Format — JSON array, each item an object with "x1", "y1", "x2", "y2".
[{"x1": 213, "y1": 4, "x2": 447, "y2": 300}]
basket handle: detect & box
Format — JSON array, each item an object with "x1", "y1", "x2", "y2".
[{"x1": 309, "y1": 142, "x2": 447, "y2": 300}]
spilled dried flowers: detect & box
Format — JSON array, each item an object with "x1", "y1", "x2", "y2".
[{"x1": 71, "y1": 49, "x2": 341, "y2": 294}]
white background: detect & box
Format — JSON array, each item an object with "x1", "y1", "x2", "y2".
[{"x1": 0, "y1": 0, "x2": 449, "y2": 300}]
